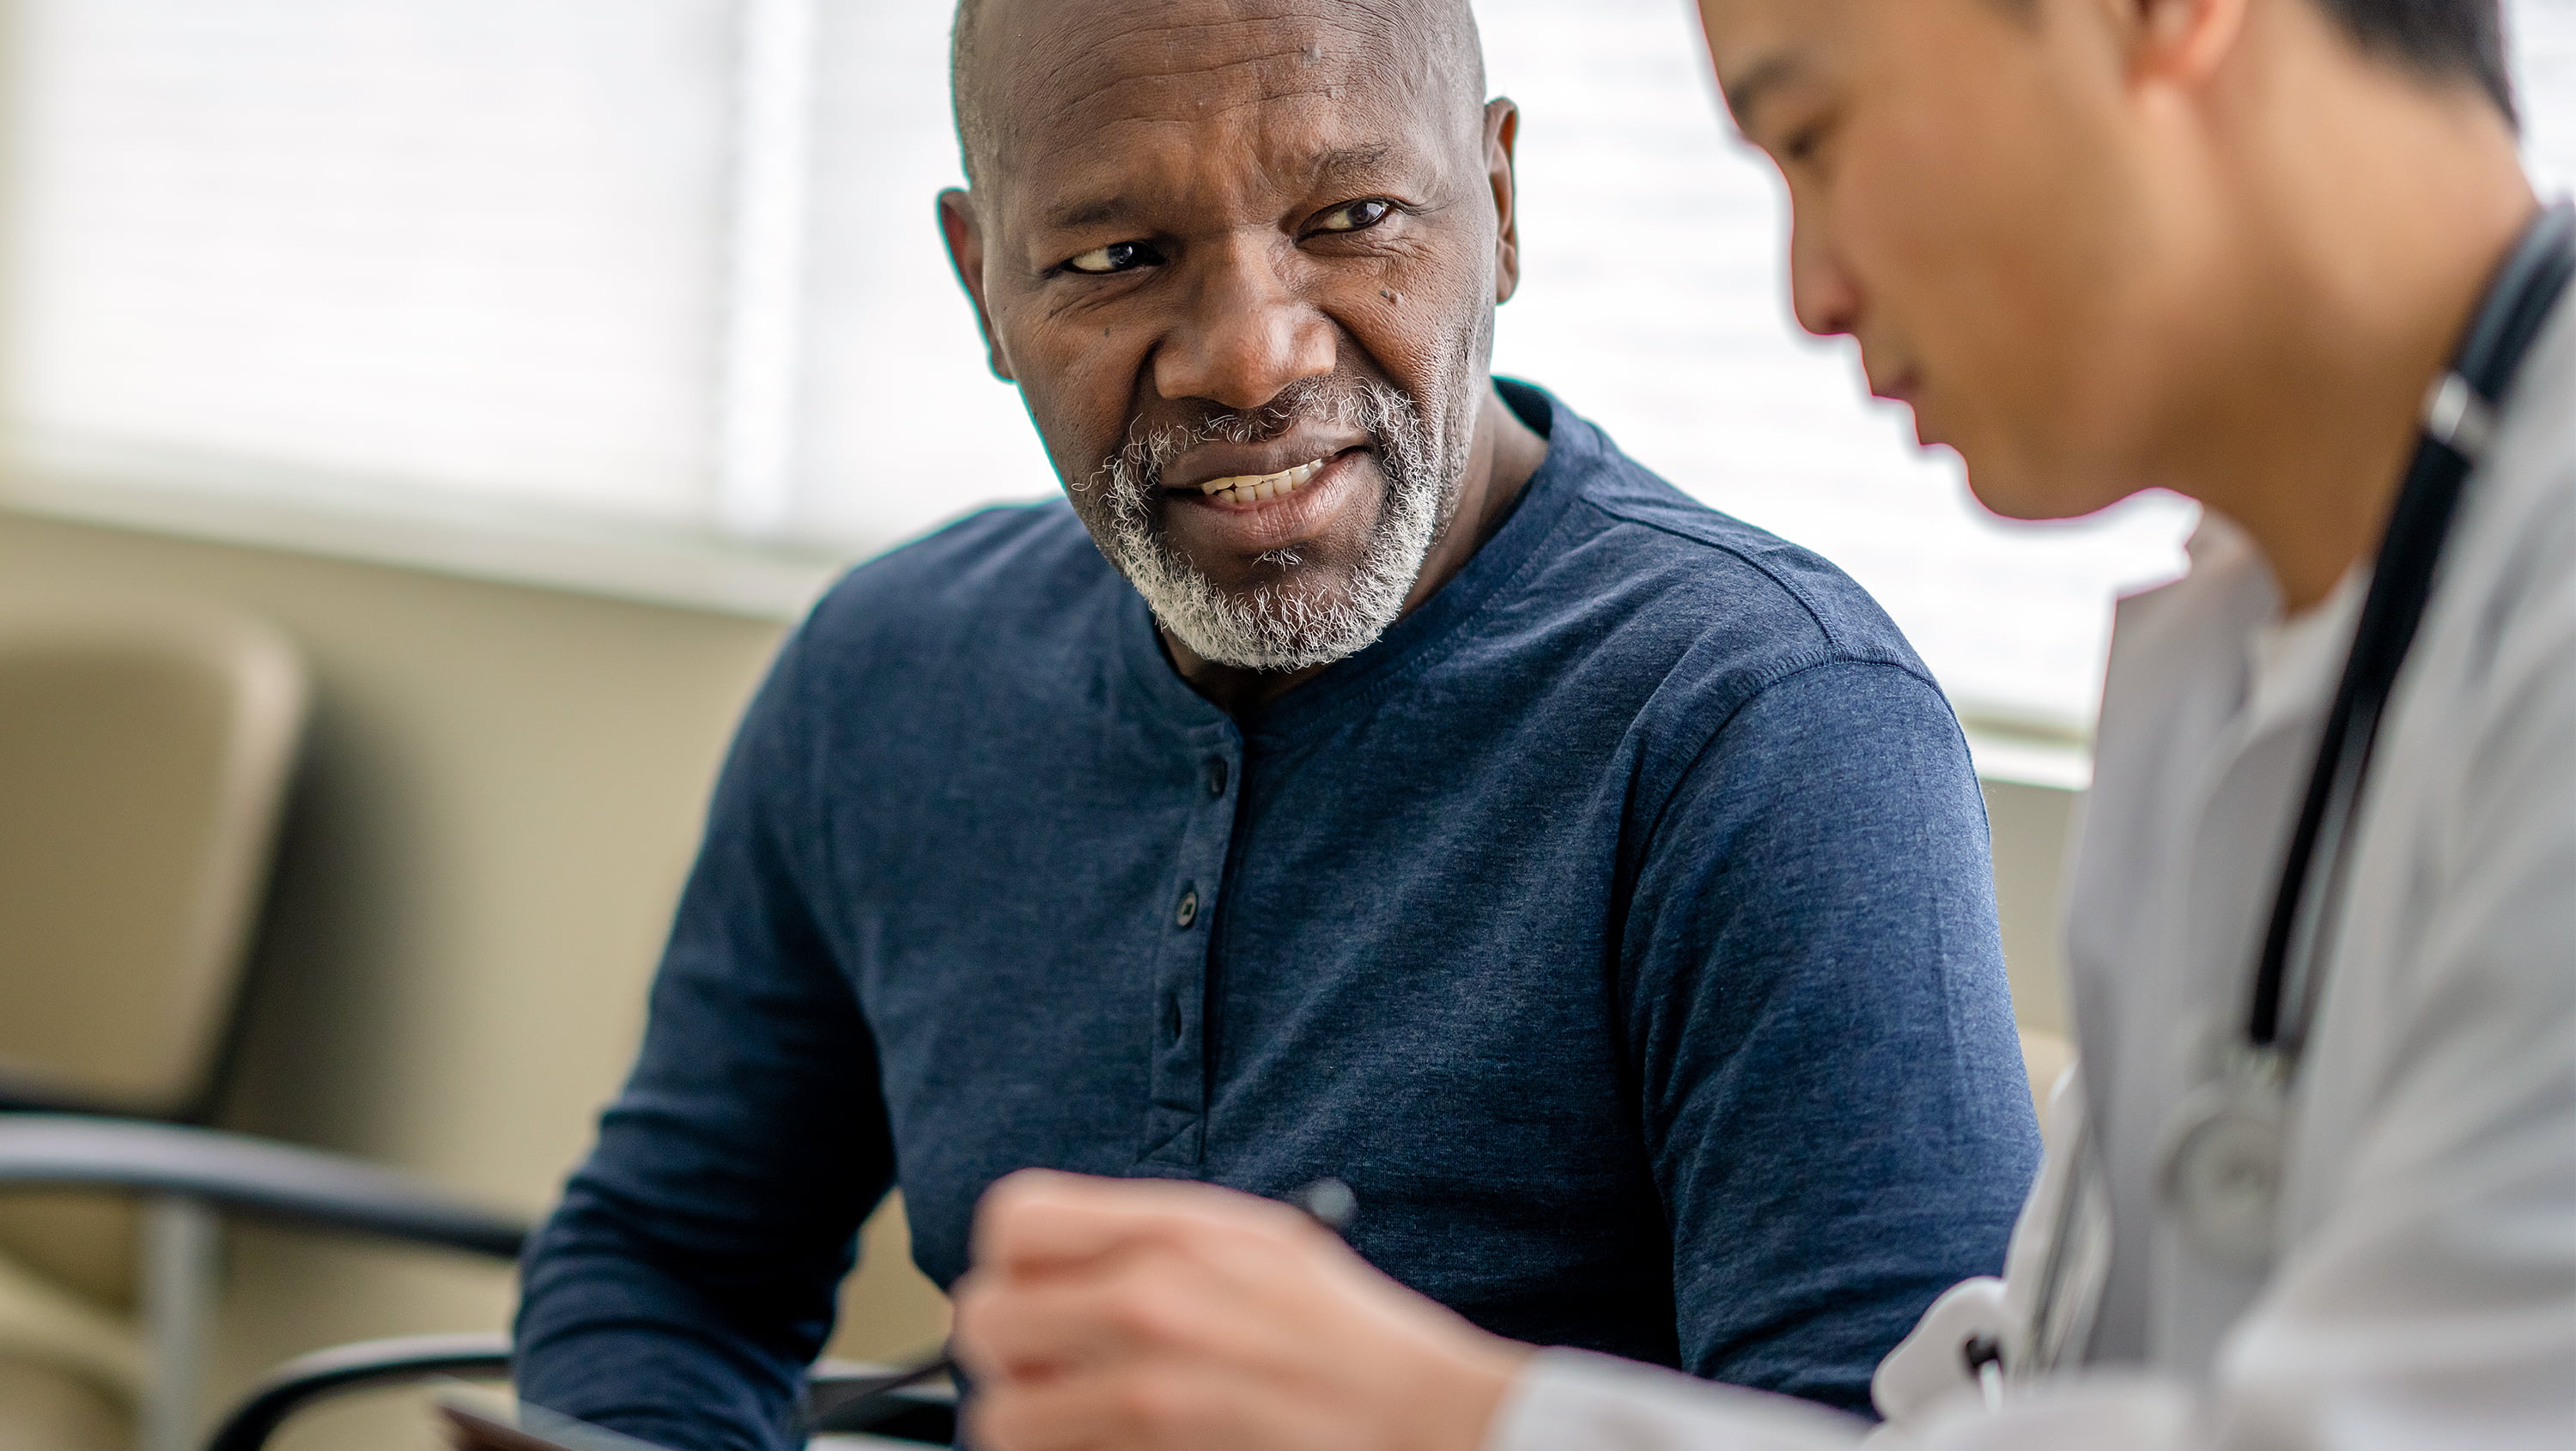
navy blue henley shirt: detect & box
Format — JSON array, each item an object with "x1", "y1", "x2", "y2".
[{"x1": 515, "y1": 382, "x2": 2041, "y2": 1450}]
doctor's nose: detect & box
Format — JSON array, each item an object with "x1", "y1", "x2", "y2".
[
  {"x1": 1152, "y1": 236, "x2": 1337, "y2": 413},
  {"x1": 1789, "y1": 217, "x2": 1864, "y2": 340}
]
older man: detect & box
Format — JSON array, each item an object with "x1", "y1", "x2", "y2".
[{"x1": 511, "y1": 1, "x2": 2038, "y2": 1445}]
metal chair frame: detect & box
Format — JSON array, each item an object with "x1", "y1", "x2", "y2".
[
  {"x1": 0, "y1": 1115, "x2": 955, "y2": 1449},
  {"x1": 203, "y1": 1333, "x2": 956, "y2": 1450},
  {"x1": 0, "y1": 1114, "x2": 527, "y2": 1451}
]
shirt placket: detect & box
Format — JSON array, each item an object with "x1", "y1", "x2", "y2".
[{"x1": 1140, "y1": 723, "x2": 1242, "y2": 1167}]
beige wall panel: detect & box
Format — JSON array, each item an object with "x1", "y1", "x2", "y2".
[
  {"x1": 1979, "y1": 779, "x2": 2079, "y2": 1036},
  {"x1": 0, "y1": 510, "x2": 951, "y2": 1436}
]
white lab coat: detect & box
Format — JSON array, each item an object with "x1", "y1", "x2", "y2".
[{"x1": 1484, "y1": 295, "x2": 2576, "y2": 1451}]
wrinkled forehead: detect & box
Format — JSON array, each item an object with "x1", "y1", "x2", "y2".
[{"x1": 969, "y1": 0, "x2": 1479, "y2": 217}]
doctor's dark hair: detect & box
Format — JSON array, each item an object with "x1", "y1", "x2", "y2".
[
  {"x1": 2318, "y1": 0, "x2": 2517, "y2": 124},
  {"x1": 1984, "y1": 0, "x2": 2514, "y2": 123}
]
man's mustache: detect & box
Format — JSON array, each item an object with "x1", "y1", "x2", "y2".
[{"x1": 1097, "y1": 377, "x2": 1402, "y2": 495}]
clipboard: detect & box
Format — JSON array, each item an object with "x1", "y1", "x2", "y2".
[
  {"x1": 434, "y1": 1389, "x2": 679, "y2": 1451},
  {"x1": 431, "y1": 1381, "x2": 956, "y2": 1448}
]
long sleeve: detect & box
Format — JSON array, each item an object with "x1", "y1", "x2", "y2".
[
  {"x1": 513, "y1": 627, "x2": 898, "y2": 1451},
  {"x1": 1485, "y1": 497, "x2": 2576, "y2": 1451},
  {"x1": 1620, "y1": 658, "x2": 2041, "y2": 1413}
]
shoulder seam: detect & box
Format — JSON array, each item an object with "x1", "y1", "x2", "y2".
[
  {"x1": 1576, "y1": 492, "x2": 1850, "y2": 654},
  {"x1": 1637, "y1": 653, "x2": 1960, "y2": 856}
]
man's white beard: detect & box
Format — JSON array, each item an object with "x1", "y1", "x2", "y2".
[{"x1": 1087, "y1": 375, "x2": 1467, "y2": 673}]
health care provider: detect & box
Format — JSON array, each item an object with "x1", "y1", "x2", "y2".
[{"x1": 942, "y1": 0, "x2": 2576, "y2": 1447}]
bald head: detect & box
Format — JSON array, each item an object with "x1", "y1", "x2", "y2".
[{"x1": 951, "y1": 0, "x2": 1487, "y2": 190}]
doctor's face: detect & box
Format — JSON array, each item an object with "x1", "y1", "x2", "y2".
[{"x1": 1697, "y1": 0, "x2": 2204, "y2": 521}]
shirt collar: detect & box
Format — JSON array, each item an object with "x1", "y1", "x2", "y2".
[
  {"x1": 2125, "y1": 510, "x2": 2360, "y2": 744},
  {"x1": 2245, "y1": 563, "x2": 2366, "y2": 736}
]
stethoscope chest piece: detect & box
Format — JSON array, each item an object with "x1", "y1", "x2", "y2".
[{"x1": 2155, "y1": 1053, "x2": 2287, "y2": 1272}]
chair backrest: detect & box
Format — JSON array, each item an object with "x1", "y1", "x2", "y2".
[{"x1": 0, "y1": 600, "x2": 307, "y2": 1119}]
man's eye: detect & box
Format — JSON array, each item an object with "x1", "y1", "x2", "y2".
[
  {"x1": 1312, "y1": 198, "x2": 1394, "y2": 234},
  {"x1": 1063, "y1": 240, "x2": 1162, "y2": 275}
]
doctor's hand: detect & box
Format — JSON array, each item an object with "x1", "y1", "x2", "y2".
[{"x1": 951, "y1": 1169, "x2": 1532, "y2": 1451}]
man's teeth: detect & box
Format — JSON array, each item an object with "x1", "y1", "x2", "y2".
[{"x1": 1197, "y1": 457, "x2": 1327, "y2": 505}]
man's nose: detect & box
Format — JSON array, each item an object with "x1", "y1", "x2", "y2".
[
  {"x1": 1153, "y1": 235, "x2": 1336, "y2": 410},
  {"x1": 1788, "y1": 209, "x2": 1862, "y2": 339}
]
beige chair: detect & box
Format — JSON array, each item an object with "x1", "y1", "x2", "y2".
[
  {"x1": 0, "y1": 600, "x2": 302, "y2": 1451},
  {"x1": 0, "y1": 600, "x2": 307, "y2": 1114}
]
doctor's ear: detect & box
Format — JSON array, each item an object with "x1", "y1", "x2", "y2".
[
  {"x1": 939, "y1": 187, "x2": 1017, "y2": 383},
  {"x1": 2111, "y1": 0, "x2": 2252, "y2": 90}
]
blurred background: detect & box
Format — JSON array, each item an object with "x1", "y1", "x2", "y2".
[{"x1": 0, "y1": 0, "x2": 2567, "y2": 1446}]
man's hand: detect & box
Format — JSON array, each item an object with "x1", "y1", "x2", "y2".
[{"x1": 952, "y1": 1170, "x2": 1533, "y2": 1451}]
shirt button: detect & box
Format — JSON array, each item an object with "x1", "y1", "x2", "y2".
[
  {"x1": 1175, "y1": 885, "x2": 1200, "y2": 928},
  {"x1": 1206, "y1": 757, "x2": 1229, "y2": 798}
]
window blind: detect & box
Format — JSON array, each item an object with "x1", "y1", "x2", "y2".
[
  {"x1": 1, "y1": 0, "x2": 734, "y2": 520},
  {"x1": 3, "y1": 0, "x2": 2568, "y2": 728}
]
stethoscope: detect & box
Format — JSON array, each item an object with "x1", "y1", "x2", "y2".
[
  {"x1": 2152, "y1": 199, "x2": 2576, "y2": 1271},
  {"x1": 1971, "y1": 203, "x2": 2576, "y2": 1401}
]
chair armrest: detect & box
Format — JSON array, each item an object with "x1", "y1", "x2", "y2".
[
  {"x1": 206, "y1": 1341, "x2": 957, "y2": 1451},
  {"x1": 204, "y1": 1332, "x2": 513, "y2": 1451},
  {"x1": 0, "y1": 1114, "x2": 528, "y2": 1260}
]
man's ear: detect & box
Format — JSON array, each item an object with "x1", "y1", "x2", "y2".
[
  {"x1": 939, "y1": 187, "x2": 1015, "y2": 382},
  {"x1": 2117, "y1": 0, "x2": 2251, "y2": 92},
  {"x1": 1485, "y1": 98, "x2": 1522, "y2": 305}
]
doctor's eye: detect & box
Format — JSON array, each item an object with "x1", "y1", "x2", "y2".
[
  {"x1": 1061, "y1": 240, "x2": 1164, "y2": 276},
  {"x1": 1777, "y1": 112, "x2": 1843, "y2": 169},
  {"x1": 1309, "y1": 198, "x2": 1395, "y2": 235}
]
